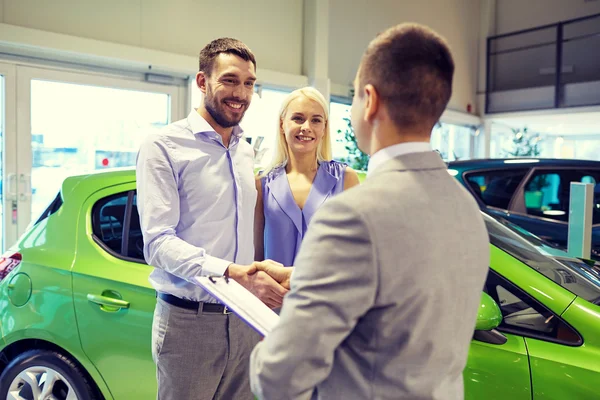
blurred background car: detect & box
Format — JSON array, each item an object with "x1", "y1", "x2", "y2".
[{"x1": 449, "y1": 158, "x2": 600, "y2": 260}]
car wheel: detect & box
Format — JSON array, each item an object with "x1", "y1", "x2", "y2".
[{"x1": 0, "y1": 349, "x2": 99, "y2": 400}]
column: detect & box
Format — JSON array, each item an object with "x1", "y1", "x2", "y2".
[{"x1": 303, "y1": 0, "x2": 330, "y2": 102}]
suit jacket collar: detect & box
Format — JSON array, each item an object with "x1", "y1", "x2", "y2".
[{"x1": 368, "y1": 151, "x2": 448, "y2": 179}]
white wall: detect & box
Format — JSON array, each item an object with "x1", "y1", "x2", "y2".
[
  {"x1": 0, "y1": 0, "x2": 482, "y2": 119},
  {"x1": 0, "y1": 0, "x2": 304, "y2": 76},
  {"x1": 495, "y1": 0, "x2": 600, "y2": 35},
  {"x1": 328, "y1": 0, "x2": 481, "y2": 113}
]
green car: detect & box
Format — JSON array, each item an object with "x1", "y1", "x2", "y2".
[{"x1": 0, "y1": 169, "x2": 599, "y2": 400}]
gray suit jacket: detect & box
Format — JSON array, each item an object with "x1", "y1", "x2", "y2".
[{"x1": 250, "y1": 151, "x2": 490, "y2": 400}]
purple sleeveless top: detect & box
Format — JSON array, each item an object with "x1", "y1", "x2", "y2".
[{"x1": 261, "y1": 160, "x2": 347, "y2": 266}]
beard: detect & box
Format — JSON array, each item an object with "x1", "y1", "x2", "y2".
[{"x1": 204, "y1": 85, "x2": 247, "y2": 129}]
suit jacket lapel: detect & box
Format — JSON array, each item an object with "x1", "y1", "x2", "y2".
[
  {"x1": 269, "y1": 169, "x2": 303, "y2": 234},
  {"x1": 302, "y1": 165, "x2": 338, "y2": 226}
]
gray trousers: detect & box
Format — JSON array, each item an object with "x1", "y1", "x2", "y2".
[{"x1": 152, "y1": 297, "x2": 261, "y2": 400}]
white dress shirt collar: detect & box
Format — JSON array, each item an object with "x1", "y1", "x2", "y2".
[
  {"x1": 367, "y1": 142, "x2": 432, "y2": 177},
  {"x1": 187, "y1": 109, "x2": 244, "y2": 142}
]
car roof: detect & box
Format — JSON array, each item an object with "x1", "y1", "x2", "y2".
[
  {"x1": 447, "y1": 158, "x2": 600, "y2": 170},
  {"x1": 61, "y1": 167, "x2": 136, "y2": 201}
]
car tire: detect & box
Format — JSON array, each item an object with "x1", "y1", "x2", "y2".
[{"x1": 0, "y1": 349, "x2": 99, "y2": 400}]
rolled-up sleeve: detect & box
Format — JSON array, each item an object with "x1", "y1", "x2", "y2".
[{"x1": 136, "y1": 134, "x2": 231, "y2": 281}]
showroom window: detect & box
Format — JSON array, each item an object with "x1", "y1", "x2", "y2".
[
  {"x1": 92, "y1": 191, "x2": 145, "y2": 263},
  {"x1": 329, "y1": 101, "x2": 352, "y2": 162},
  {"x1": 431, "y1": 122, "x2": 476, "y2": 161},
  {"x1": 485, "y1": 270, "x2": 581, "y2": 345},
  {"x1": 27, "y1": 76, "x2": 177, "y2": 228},
  {"x1": 329, "y1": 104, "x2": 480, "y2": 166},
  {"x1": 0, "y1": 63, "x2": 183, "y2": 253},
  {"x1": 253, "y1": 88, "x2": 291, "y2": 168},
  {"x1": 465, "y1": 169, "x2": 529, "y2": 209}
]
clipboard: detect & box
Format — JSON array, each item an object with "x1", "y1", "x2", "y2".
[{"x1": 195, "y1": 276, "x2": 280, "y2": 336}]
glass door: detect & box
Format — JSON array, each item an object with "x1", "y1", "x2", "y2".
[
  {"x1": 0, "y1": 62, "x2": 17, "y2": 251},
  {"x1": 15, "y1": 65, "x2": 183, "y2": 237}
]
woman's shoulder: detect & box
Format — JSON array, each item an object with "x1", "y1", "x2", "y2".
[
  {"x1": 320, "y1": 160, "x2": 349, "y2": 178},
  {"x1": 259, "y1": 165, "x2": 286, "y2": 184}
]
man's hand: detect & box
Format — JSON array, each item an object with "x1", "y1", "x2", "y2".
[
  {"x1": 254, "y1": 260, "x2": 293, "y2": 290},
  {"x1": 226, "y1": 263, "x2": 289, "y2": 308}
]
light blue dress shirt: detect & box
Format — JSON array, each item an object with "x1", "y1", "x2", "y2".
[{"x1": 136, "y1": 110, "x2": 257, "y2": 302}]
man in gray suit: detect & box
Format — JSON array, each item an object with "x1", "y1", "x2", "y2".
[{"x1": 250, "y1": 23, "x2": 490, "y2": 400}]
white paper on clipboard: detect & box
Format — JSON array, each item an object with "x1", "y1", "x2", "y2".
[{"x1": 195, "y1": 276, "x2": 280, "y2": 336}]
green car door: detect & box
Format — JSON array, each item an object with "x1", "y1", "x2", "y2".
[
  {"x1": 465, "y1": 334, "x2": 531, "y2": 400},
  {"x1": 466, "y1": 215, "x2": 600, "y2": 400},
  {"x1": 526, "y1": 296, "x2": 600, "y2": 400},
  {"x1": 465, "y1": 247, "x2": 532, "y2": 400},
  {"x1": 71, "y1": 183, "x2": 157, "y2": 399}
]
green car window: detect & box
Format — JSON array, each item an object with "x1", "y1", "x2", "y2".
[
  {"x1": 127, "y1": 194, "x2": 144, "y2": 261},
  {"x1": 484, "y1": 213, "x2": 600, "y2": 304},
  {"x1": 92, "y1": 193, "x2": 129, "y2": 254},
  {"x1": 485, "y1": 270, "x2": 581, "y2": 345},
  {"x1": 91, "y1": 190, "x2": 146, "y2": 263}
]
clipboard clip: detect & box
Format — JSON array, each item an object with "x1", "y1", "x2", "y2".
[{"x1": 208, "y1": 275, "x2": 229, "y2": 284}]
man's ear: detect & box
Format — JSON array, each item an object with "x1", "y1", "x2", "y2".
[
  {"x1": 196, "y1": 71, "x2": 208, "y2": 94},
  {"x1": 363, "y1": 84, "x2": 379, "y2": 123}
]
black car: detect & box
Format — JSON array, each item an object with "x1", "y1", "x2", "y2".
[{"x1": 448, "y1": 158, "x2": 600, "y2": 259}]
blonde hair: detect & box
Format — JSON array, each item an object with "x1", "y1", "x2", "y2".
[{"x1": 261, "y1": 87, "x2": 332, "y2": 176}]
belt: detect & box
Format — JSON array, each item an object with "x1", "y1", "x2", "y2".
[{"x1": 157, "y1": 293, "x2": 230, "y2": 314}]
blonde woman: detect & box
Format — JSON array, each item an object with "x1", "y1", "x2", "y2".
[{"x1": 254, "y1": 87, "x2": 360, "y2": 266}]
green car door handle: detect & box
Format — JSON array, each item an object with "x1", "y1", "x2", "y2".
[{"x1": 87, "y1": 294, "x2": 130, "y2": 309}]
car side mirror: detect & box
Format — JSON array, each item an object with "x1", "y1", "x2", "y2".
[
  {"x1": 474, "y1": 292, "x2": 507, "y2": 345},
  {"x1": 475, "y1": 292, "x2": 502, "y2": 331}
]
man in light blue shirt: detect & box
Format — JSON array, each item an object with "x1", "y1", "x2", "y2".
[{"x1": 137, "y1": 38, "x2": 287, "y2": 400}]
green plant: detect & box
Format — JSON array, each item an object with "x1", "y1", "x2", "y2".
[
  {"x1": 503, "y1": 127, "x2": 543, "y2": 158},
  {"x1": 337, "y1": 116, "x2": 369, "y2": 171},
  {"x1": 503, "y1": 127, "x2": 548, "y2": 191}
]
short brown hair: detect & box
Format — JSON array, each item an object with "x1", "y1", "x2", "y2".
[
  {"x1": 358, "y1": 24, "x2": 454, "y2": 129},
  {"x1": 199, "y1": 37, "x2": 256, "y2": 76}
]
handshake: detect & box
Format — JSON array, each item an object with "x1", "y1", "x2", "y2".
[{"x1": 226, "y1": 260, "x2": 293, "y2": 309}]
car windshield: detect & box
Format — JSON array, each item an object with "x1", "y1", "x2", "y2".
[{"x1": 484, "y1": 213, "x2": 600, "y2": 304}]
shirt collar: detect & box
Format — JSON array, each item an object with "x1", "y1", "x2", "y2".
[
  {"x1": 187, "y1": 109, "x2": 244, "y2": 146},
  {"x1": 367, "y1": 142, "x2": 432, "y2": 177}
]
